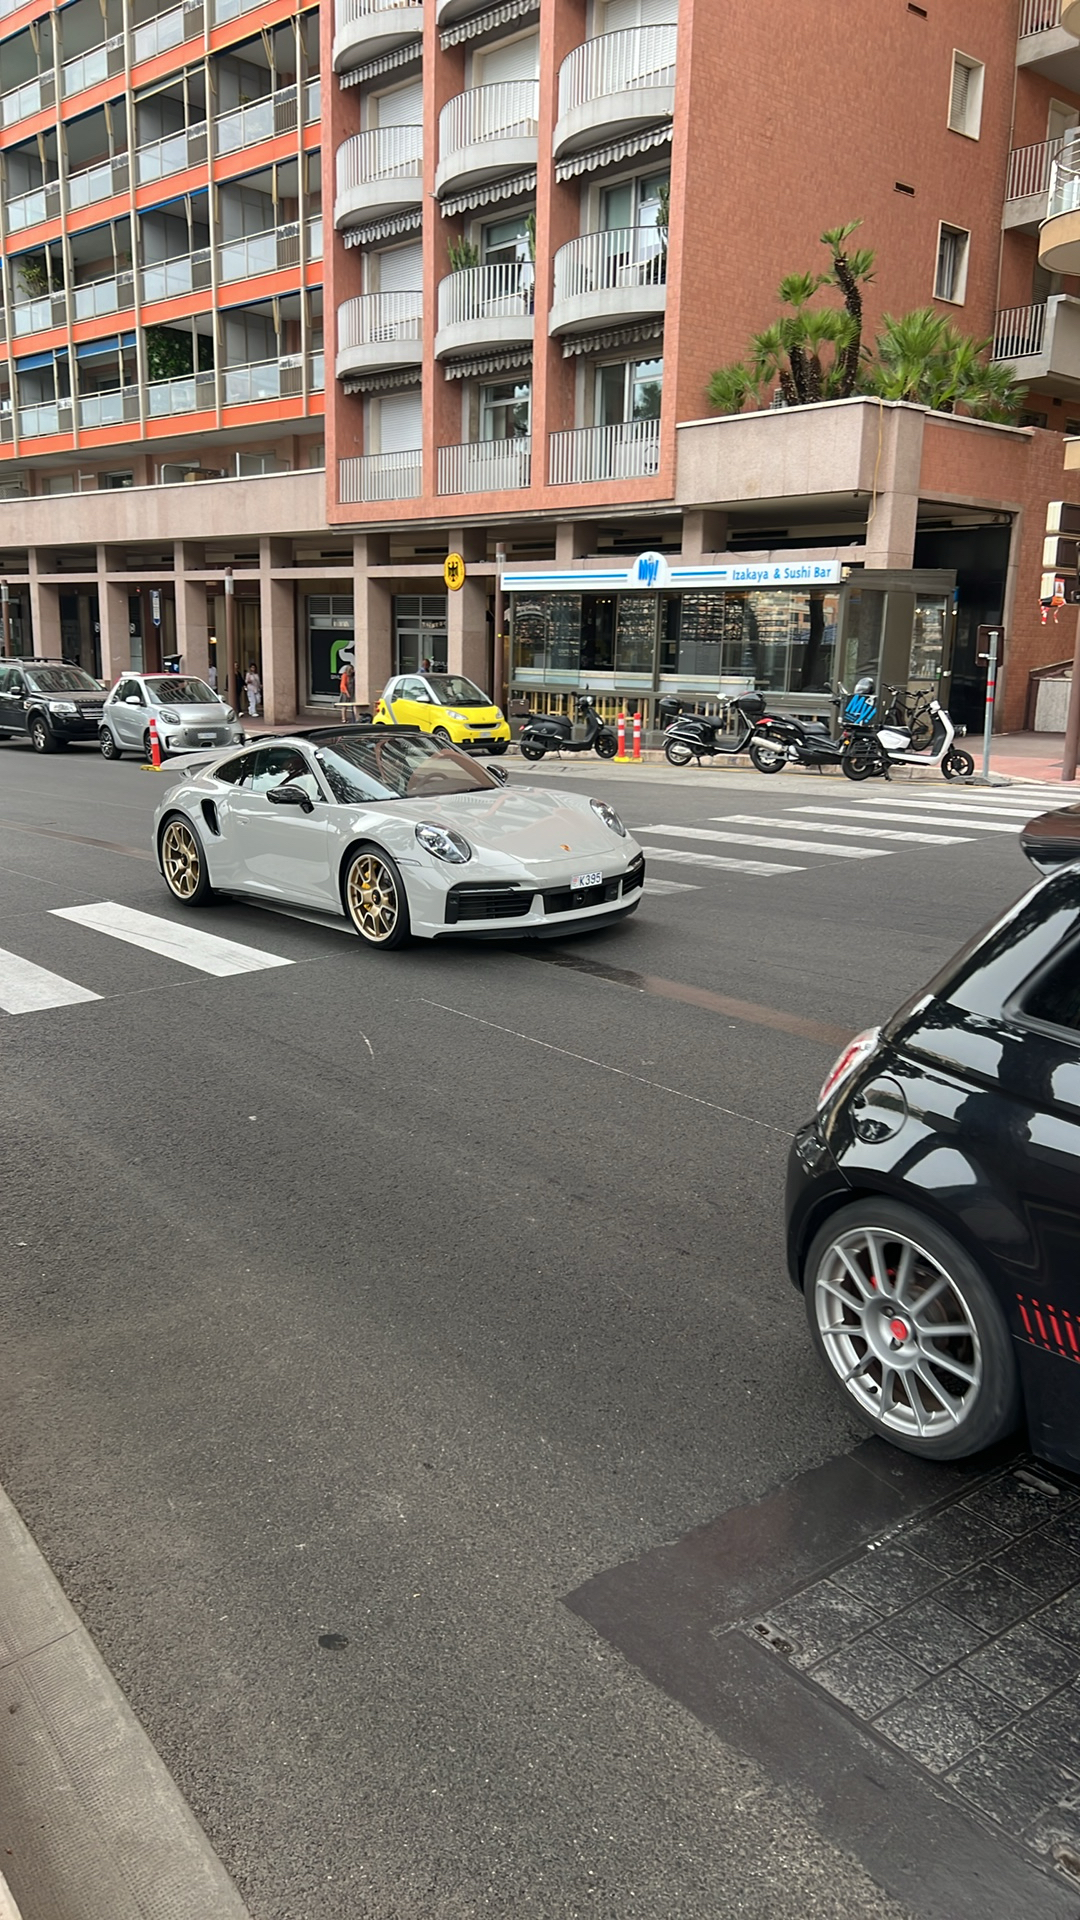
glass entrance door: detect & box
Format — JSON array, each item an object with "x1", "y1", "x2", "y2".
[{"x1": 393, "y1": 594, "x2": 447, "y2": 674}]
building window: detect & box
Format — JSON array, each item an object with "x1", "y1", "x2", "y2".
[
  {"x1": 595, "y1": 356, "x2": 663, "y2": 425},
  {"x1": 479, "y1": 379, "x2": 530, "y2": 441},
  {"x1": 948, "y1": 53, "x2": 984, "y2": 139},
  {"x1": 600, "y1": 169, "x2": 669, "y2": 234},
  {"x1": 934, "y1": 224, "x2": 969, "y2": 303},
  {"x1": 1020, "y1": 409, "x2": 1049, "y2": 429}
]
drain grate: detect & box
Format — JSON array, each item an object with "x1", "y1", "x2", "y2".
[{"x1": 747, "y1": 1464, "x2": 1080, "y2": 1862}]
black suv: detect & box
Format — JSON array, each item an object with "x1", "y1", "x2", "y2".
[{"x1": 0, "y1": 659, "x2": 107, "y2": 752}]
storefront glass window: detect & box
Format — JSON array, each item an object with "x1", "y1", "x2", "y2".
[
  {"x1": 394, "y1": 594, "x2": 447, "y2": 674},
  {"x1": 307, "y1": 593, "x2": 354, "y2": 701},
  {"x1": 910, "y1": 593, "x2": 948, "y2": 683},
  {"x1": 615, "y1": 596, "x2": 656, "y2": 675}
]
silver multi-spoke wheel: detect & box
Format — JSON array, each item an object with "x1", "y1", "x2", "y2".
[
  {"x1": 814, "y1": 1224, "x2": 981, "y2": 1440},
  {"x1": 345, "y1": 850, "x2": 408, "y2": 948},
  {"x1": 161, "y1": 819, "x2": 202, "y2": 900}
]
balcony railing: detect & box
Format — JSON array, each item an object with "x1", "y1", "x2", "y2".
[
  {"x1": 215, "y1": 85, "x2": 298, "y2": 156},
  {"x1": 336, "y1": 124, "x2": 423, "y2": 189},
  {"x1": 437, "y1": 261, "x2": 533, "y2": 331},
  {"x1": 212, "y1": 0, "x2": 265, "y2": 23},
  {"x1": 1050, "y1": 134, "x2": 1080, "y2": 218},
  {"x1": 438, "y1": 437, "x2": 531, "y2": 495},
  {"x1": 147, "y1": 370, "x2": 216, "y2": 417},
  {"x1": 72, "y1": 269, "x2": 135, "y2": 321},
  {"x1": 6, "y1": 180, "x2": 61, "y2": 232},
  {"x1": 18, "y1": 399, "x2": 73, "y2": 438},
  {"x1": 141, "y1": 247, "x2": 212, "y2": 301},
  {"x1": 11, "y1": 291, "x2": 66, "y2": 335},
  {"x1": 439, "y1": 81, "x2": 539, "y2": 158},
  {"x1": 558, "y1": 25, "x2": 676, "y2": 116},
  {"x1": 61, "y1": 35, "x2": 124, "y2": 98},
  {"x1": 548, "y1": 418, "x2": 660, "y2": 485},
  {"x1": 78, "y1": 385, "x2": 141, "y2": 429},
  {"x1": 335, "y1": 0, "x2": 417, "y2": 27},
  {"x1": 306, "y1": 77, "x2": 321, "y2": 122},
  {"x1": 553, "y1": 227, "x2": 665, "y2": 304},
  {"x1": 338, "y1": 290, "x2": 423, "y2": 349},
  {"x1": 993, "y1": 303, "x2": 1048, "y2": 360},
  {"x1": 1, "y1": 74, "x2": 54, "y2": 127},
  {"x1": 1019, "y1": 0, "x2": 1062, "y2": 31},
  {"x1": 134, "y1": 125, "x2": 208, "y2": 182},
  {"x1": 1006, "y1": 137, "x2": 1063, "y2": 203},
  {"x1": 132, "y1": 5, "x2": 185, "y2": 61},
  {"x1": 221, "y1": 355, "x2": 321, "y2": 404},
  {"x1": 308, "y1": 215, "x2": 323, "y2": 257},
  {"x1": 68, "y1": 153, "x2": 130, "y2": 210},
  {"x1": 340, "y1": 449, "x2": 422, "y2": 503},
  {"x1": 219, "y1": 223, "x2": 301, "y2": 281}
]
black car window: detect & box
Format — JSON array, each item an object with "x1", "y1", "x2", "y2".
[
  {"x1": 215, "y1": 751, "x2": 259, "y2": 789},
  {"x1": 1024, "y1": 943, "x2": 1080, "y2": 1035},
  {"x1": 250, "y1": 745, "x2": 320, "y2": 797},
  {"x1": 8, "y1": 673, "x2": 24, "y2": 696}
]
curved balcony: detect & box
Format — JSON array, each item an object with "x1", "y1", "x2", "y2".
[
  {"x1": 1040, "y1": 133, "x2": 1080, "y2": 272},
  {"x1": 336, "y1": 291, "x2": 423, "y2": 378},
  {"x1": 1063, "y1": 2, "x2": 1080, "y2": 33},
  {"x1": 554, "y1": 25, "x2": 676, "y2": 159},
  {"x1": 435, "y1": 262, "x2": 533, "y2": 359},
  {"x1": 333, "y1": 0, "x2": 422, "y2": 74},
  {"x1": 550, "y1": 227, "x2": 666, "y2": 336},
  {"x1": 435, "y1": 0, "x2": 480, "y2": 23},
  {"x1": 335, "y1": 126, "x2": 423, "y2": 231},
  {"x1": 436, "y1": 81, "x2": 538, "y2": 199}
]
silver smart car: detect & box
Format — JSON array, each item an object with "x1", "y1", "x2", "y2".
[{"x1": 100, "y1": 672, "x2": 244, "y2": 761}]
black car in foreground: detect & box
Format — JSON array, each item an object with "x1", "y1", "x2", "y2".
[{"x1": 787, "y1": 809, "x2": 1080, "y2": 1470}]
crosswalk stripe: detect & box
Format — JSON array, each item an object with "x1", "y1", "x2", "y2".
[
  {"x1": 0, "y1": 946, "x2": 101, "y2": 1016},
  {"x1": 643, "y1": 847, "x2": 804, "y2": 877},
  {"x1": 793, "y1": 805, "x2": 1018, "y2": 834},
  {"x1": 50, "y1": 902, "x2": 292, "y2": 977},
  {"x1": 643, "y1": 877, "x2": 700, "y2": 895},
  {"x1": 632, "y1": 824, "x2": 888, "y2": 860},
  {"x1": 851, "y1": 794, "x2": 1048, "y2": 818},
  {"x1": 712, "y1": 814, "x2": 972, "y2": 846}
]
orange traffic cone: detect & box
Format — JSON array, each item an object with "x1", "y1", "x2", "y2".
[
  {"x1": 632, "y1": 712, "x2": 642, "y2": 760},
  {"x1": 149, "y1": 716, "x2": 162, "y2": 769},
  {"x1": 615, "y1": 712, "x2": 629, "y2": 761}
]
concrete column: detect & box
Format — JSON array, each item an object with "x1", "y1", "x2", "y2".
[
  {"x1": 27, "y1": 551, "x2": 63, "y2": 658},
  {"x1": 861, "y1": 408, "x2": 924, "y2": 569},
  {"x1": 97, "y1": 546, "x2": 130, "y2": 684},
  {"x1": 173, "y1": 542, "x2": 210, "y2": 683},
  {"x1": 447, "y1": 572, "x2": 489, "y2": 685},
  {"x1": 352, "y1": 533, "x2": 392, "y2": 708},
  {"x1": 680, "y1": 509, "x2": 728, "y2": 560},
  {"x1": 76, "y1": 592, "x2": 96, "y2": 675},
  {"x1": 259, "y1": 536, "x2": 296, "y2": 724},
  {"x1": 555, "y1": 520, "x2": 597, "y2": 563}
]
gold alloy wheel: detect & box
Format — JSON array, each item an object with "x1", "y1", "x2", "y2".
[
  {"x1": 161, "y1": 820, "x2": 201, "y2": 899},
  {"x1": 346, "y1": 852, "x2": 400, "y2": 943}
]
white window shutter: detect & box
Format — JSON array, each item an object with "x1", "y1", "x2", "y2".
[
  {"x1": 479, "y1": 33, "x2": 539, "y2": 84},
  {"x1": 379, "y1": 392, "x2": 422, "y2": 453},
  {"x1": 949, "y1": 58, "x2": 970, "y2": 132},
  {"x1": 375, "y1": 80, "x2": 423, "y2": 126},
  {"x1": 378, "y1": 243, "x2": 423, "y2": 292}
]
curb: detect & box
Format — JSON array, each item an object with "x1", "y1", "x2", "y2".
[{"x1": 0, "y1": 1482, "x2": 251, "y2": 1920}]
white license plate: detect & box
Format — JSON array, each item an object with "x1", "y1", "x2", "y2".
[
  {"x1": 198, "y1": 733, "x2": 215, "y2": 743},
  {"x1": 572, "y1": 871, "x2": 602, "y2": 889}
]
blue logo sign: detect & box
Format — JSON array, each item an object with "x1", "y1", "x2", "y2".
[{"x1": 632, "y1": 551, "x2": 669, "y2": 588}]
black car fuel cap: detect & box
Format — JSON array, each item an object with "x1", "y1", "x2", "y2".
[{"x1": 850, "y1": 1075, "x2": 908, "y2": 1144}]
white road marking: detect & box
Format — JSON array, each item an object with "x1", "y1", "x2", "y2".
[
  {"x1": 50, "y1": 902, "x2": 293, "y2": 977},
  {"x1": 850, "y1": 794, "x2": 1045, "y2": 819},
  {"x1": 632, "y1": 824, "x2": 887, "y2": 859},
  {"x1": 643, "y1": 847, "x2": 804, "y2": 876},
  {"x1": 643, "y1": 878, "x2": 701, "y2": 894},
  {"x1": 0, "y1": 947, "x2": 101, "y2": 1015},
  {"x1": 790, "y1": 805, "x2": 1018, "y2": 834},
  {"x1": 712, "y1": 814, "x2": 972, "y2": 846}
]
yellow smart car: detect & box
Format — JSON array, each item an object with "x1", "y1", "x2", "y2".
[{"x1": 373, "y1": 672, "x2": 511, "y2": 754}]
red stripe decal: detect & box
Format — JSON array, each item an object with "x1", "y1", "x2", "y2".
[{"x1": 1018, "y1": 1295, "x2": 1035, "y2": 1338}]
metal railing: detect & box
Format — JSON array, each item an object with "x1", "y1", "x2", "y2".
[
  {"x1": 146, "y1": 370, "x2": 215, "y2": 417},
  {"x1": 336, "y1": 125, "x2": 423, "y2": 190},
  {"x1": 439, "y1": 81, "x2": 539, "y2": 160},
  {"x1": 558, "y1": 24, "x2": 676, "y2": 116},
  {"x1": 6, "y1": 180, "x2": 61, "y2": 231},
  {"x1": 78, "y1": 385, "x2": 141, "y2": 429},
  {"x1": 340, "y1": 449, "x2": 422, "y2": 503},
  {"x1": 437, "y1": 261, "x2": 533, "y2": 330},
  {"x1": 993, "y1": 303, "x2": 1048, "y2": 360},
  {"x1": 67, "y1": 153, "x2": 129, "y2": 210},
  {"x1": 1049, "y1": 132, "x2": 1080, "y2": 218},
  {"x1": 548, "y1": 418, "x2": 661, "y2": 485},
  {"x1": 438, "y1": 437, "x2": 531, "y2": 494},
  {"x1": 1006, "y1": 137, "x2": 1063, "y2": 202},
  {"x1": 305, "y1": 77, "x2": 321, "y2": 122},
  {"x1": 141, "y1": 246, "x2": 211, "y2": 301},
  {"x1": 211, "y1": 0, "x2": 265, "y2": 23},
  {"x1": 132, "y1": 5, "x2": 185, "y2": 62},
  {"x1": 72, "y1": 269, "x2": 135, "y2": 320},
  {"x1": 338, "y1": 290, "x2": 423, "y2": 350},
  {"x1": 11, "y1": 291, "x2": 66, "y2": 335},
  {"x1": 214, "y1": 84, "x2": 297, "y2": 156},
  {"x1": 1019, "y1": 0, "x2": 1061, "y2": 32},
  {"x1": 219, "y1": 223, "x2": 300, "y2": 282},
  {"x1": 17, "y1": 399, "x2": 73, "y2": 438},
  {"x1": 1, "y1": 74, "x2": 53, "y2": 127},
  {"x1": 134, "y1": 124, "x2": 207, "y2": 182},
  {"x1": 61, "y1": 36, "x2": 123, "y2": 97},
  {"x1": 335, "y1": 0, "x2": 418, "y2": 24},
  {"x1": 310, "y1": 351, "x2": 324, "y2": 391},
  {"x1": 308, "y1": 215, "x2": 323, "y2": 257},
  {"x1": 552, "y1": 227, "x2": 666, "y2": 303}
]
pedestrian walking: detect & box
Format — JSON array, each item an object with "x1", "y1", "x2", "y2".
[
  {"x1": 338, "y1": 659, "x2": 358, "y2": 721},
  {"x1": 244, "y1": 665, "x2": 261, "y2": 717},
  {"x1": 207, "y1": 661, "x2": 218, "y2": 691},
  {"x1": 234, "y1": 668, "x2": 244, "y2": 715}
]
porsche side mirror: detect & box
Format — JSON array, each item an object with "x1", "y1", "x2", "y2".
[
  {"x1": 267, "y1": 783, "x2": 314, "y2": 813},
  {"x1": 488, "y1": 763, "x2": 509, "y2": 785}
]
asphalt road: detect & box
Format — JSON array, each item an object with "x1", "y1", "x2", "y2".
[{"x1": 0, "y1": 740, "x2": 1046, "y2": 1920}]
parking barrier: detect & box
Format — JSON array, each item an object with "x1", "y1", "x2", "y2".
[
  {"x1": 615, "y1": 711, "x2": 629, "y2": 761},
  {"x1": 632, "y1": 712, "x2": 642, "y2": 760},
  {"x1": 148, "y1": 717, "x2": 162, "y2": 770}
]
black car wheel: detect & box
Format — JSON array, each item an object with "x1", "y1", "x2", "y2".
[
  {"x1": 29, "y1": 715, "x2": 59, "y2": 753},
  {"x1": 99, "y1": 727, "x2": 122, "y2": 761},
  {"x1": 159, "y1": 814, "x2": 215, "y2": 907},
  {"x1": 804, "y1": 1198, "x2": 1020, "y2": 1460},
  {"x1": 488, "y1": 740, "x2": 508, "y2": 755},
  {"x1": 432, "y1": 727, "x2": 453, "y2": 747},
  {"x1": 342, "y1": 846, "x2": 410, "y2": 950}
]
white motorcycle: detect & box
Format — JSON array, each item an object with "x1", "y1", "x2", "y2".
[{"x1": 841, "y1": 684, "x2": 974, "y2": 783}]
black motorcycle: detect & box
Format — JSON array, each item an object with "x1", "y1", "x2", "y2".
[
  {"x1": 518, "y1": 693, "x2": 618, "y2": 762},
  {"x1": 659, "y1": 691, "x2": 766, "y2": 765}
]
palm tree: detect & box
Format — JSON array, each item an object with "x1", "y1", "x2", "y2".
[
  {"x1": 870, "y1": 308, "x2": 1025, "y2": 420},
  {"x1": 821, "y1": 221, "x2": 875, "y2": 397}
]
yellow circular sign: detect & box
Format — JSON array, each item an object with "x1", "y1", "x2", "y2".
[{"x1": 444, "y1": 552, "x2": 466, "y2": 591}]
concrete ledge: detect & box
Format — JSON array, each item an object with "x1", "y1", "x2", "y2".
[{"x1": 0, "y1": 1483, "x2": 250, "y2": 1920}]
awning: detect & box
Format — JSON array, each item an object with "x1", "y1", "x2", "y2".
[
  {"x1": 342, "y1": 208, "x2": 422, "y2": 249},
  {"x1": 562, "y1": 319, "x2": 663, "y2": 358},
  {"x1": 440, "y1": 0, "x2": 538, "y2": 50},
  {"x1": 342, "y1": 368, "x2": 422, "y2": 395},
  {"x1": 76, "y1": 331, "x2": 136, "y2": 359},
  {"x1": 439, "y1": 169, "x2": 536, "y2": 217},
  {"x1": 337, "y1": 41, "x2": 420, "y2": 89},
  {"x1": 555, "y1": 124, "x2": 671, "y2": 182},
  {"x1": 443, "y1": 346, "x2": 532, "y2": 380}
]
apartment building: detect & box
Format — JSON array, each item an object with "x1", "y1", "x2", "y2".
[{"x1": 2, "y1": 0, "x2": 1080, "y2": 731}]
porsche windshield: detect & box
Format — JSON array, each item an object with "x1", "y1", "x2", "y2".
[
  {"x1": 144, "y1": 677, "x2": 217, "y2": 704},
  {"x1": 425, "y1": 675, "x2": 488, "y2": 707},
  {"x1": 314, "y1": 731, "x2": 499, "y2": 803}
]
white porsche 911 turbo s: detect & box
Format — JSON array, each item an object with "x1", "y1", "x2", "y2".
[{"x1": 152, "y1": 725, "x2": 645, "y2": 949}]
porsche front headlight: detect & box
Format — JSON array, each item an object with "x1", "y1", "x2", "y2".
[
  {"x1": 590, "y1": 798, "x2": 626, "y2": 837},
  {"x1": 415, "y1": 822, "x2": 472, "y2": 864}
]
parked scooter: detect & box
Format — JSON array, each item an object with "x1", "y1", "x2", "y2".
[
  {"x1": 518, "y1": 692, "x2": 618, "y2": 762},
  {"x1": 659, "y1": 690, "x2": 766, "y2": 765},
  {"x1": 841, "y1": 684, "x2": 973, "y2": 782}
]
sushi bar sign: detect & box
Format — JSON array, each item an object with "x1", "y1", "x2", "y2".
[{"x1": 502, "y1": 552, "x2": 844, "y2": 593}]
